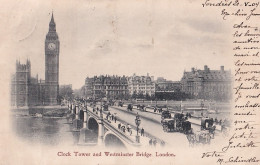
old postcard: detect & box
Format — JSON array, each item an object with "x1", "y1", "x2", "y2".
[{"x1": 0, "y1": 0, "x2": 259, "y2": 164}]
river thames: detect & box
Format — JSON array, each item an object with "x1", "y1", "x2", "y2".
[
  {"x1": 11, "y1": 108, "x2": 99, "y2": 146},
  {"x1": 11, "y1": 113, "x2": 77, "y2": 146}
]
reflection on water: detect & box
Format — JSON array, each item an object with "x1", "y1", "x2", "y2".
[
  {"x1": 11, "y1": 113, "x2": 98, "y2": 146},
  {"x1": 84, "y1": 129, "x2": 98, "y2": 143},
  {"x1": 104, "y1": 134, "x2": 126, "y2": 149},
  {"x1": 12, "y1": 110, "x2": 133, "y2": 148},
  {"x1": 12, "y1": 115, "x2": 74, "y2": 145}
]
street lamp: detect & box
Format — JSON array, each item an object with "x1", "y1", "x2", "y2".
[
  {"x1": 201, "y1": 100, "x2": 204, "y2": 117},
  {"x1": 135, "y1": 113, "x2": 141, "y2": 143},
  {"x1": 100, "y1": 107, "x2": 103, "y2": 119}
]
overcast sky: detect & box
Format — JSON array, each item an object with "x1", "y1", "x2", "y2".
[{"x1": 1, "y1": 0, "x2": 233, "y2": 89}]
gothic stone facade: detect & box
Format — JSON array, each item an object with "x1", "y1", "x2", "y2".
[
  {"x1": 11, "y1": 13, "x2": 59, "y2": 106},
  {"x1": 181, "y1": 65, "x2": 232, "y2": 101},
  {"x1": 45, "y1": 13, "x2": 60, "y2": 105}
]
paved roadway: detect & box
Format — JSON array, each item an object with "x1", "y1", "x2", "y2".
[
  {"x1": 111, "y1": 105, "x2": 202, "y2": 131},
  {"x1": 133, "y1": 106, "x2": 222, "y2": 131},
  {"x1": 106, "y1": 105, "x2": 226, "y2": 146},
  {"x1": 106, "y1": 105, "x2": 190, "y2": 149},
  {"x1": 76, "y1": 101, "x2": 226, "y2": 148}
]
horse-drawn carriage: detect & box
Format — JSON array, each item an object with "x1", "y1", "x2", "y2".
[
  {"x1": 186, "y1": 117, "x2": 216, "y2": 146},
  {"x1": 161, "y1": 112, "x2": 192, "y2": 134},
  {"x1": 201, "y1": 117, "x2": 216, "y2": 135},
  {"x1": 161, "y1": 118, "x2": 192, "y2": 134},
  {"x1": 181, "y1": 120, "x2": 192, "y2": 134},
  {"x1": 173, "y1": 113, "x2": 184, "y2": 131},
  {"x1": 118, "y1": 101, "x2": 124, "y2": 107},
  {"x1": 153, "y1": 106, "x2": 162, "y2": 113},
  {"x1": 154, "y1": 105, "x2": 167, "y2": 113},
  {"x1": 127, "y1": 104, "x2": 133, "y2": 111},
  {"x1": 137, "y1": 104, "x2": 146, "y2": 111},
  {"x1": 161, "y1": 110, "x2": 171, "y2": 122},
  {"x1": 173, "y1": 113, "x2": 192, "y2": 134},
  {"x1": 155, "y1": 107, "x2": 163, "y2": 113},
  {"x1": 201, "y1": 117, "x2": 214, "y2": 130},
  {"x1": 102, "y1": 104, "x2": 109, "y2": 111},
  {"x1": 187, "y1": 130, "x2": 212, "y2": 146},
  {"x1": 162, "y1": 119, "x2": 175, "y2": 132}
]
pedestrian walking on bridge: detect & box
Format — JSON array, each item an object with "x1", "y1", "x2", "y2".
[
  {"x1": 149, "y1": 139, "x2": 153, "y2": 146},
  {"x1": 141, "y1": 128, "x2": 144, "y2": 136},
  {"x1": 111, "y1": 114, "x2": 114, "y2": 121},
  {"x1": 160, "y1": 140, "x2": 165, "y2": 147},
  {"x1": 106, "y1": 112, "x2": 111, "y2": 120},
  {"x1": 127, "y1": 124, "x2": 131, "y2": 132},
  {"x1": 153, "y1": 138, "x2": 157, "y2": 147},
  {"x1": 122, "y1": 126, "x2": 126, "y2": 133}
]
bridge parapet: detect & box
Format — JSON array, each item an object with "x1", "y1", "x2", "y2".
[
  {"x1": 67, "y1": 101, "x2": 142, "y2": 148},
  {"x1": 86, "y1": 108, "x2": 141, "y2": 147}
]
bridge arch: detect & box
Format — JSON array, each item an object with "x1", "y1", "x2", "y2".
[
  {"x1": 87, "y1": 117, "x2": 98, "y2": 133},
  {"x1": 104, "y1": 131, "x2": 126, "y2": 149}
]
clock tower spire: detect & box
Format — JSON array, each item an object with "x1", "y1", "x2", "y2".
[
  {"x1": 45, "y1": 12, "x2": 60, "y2": 105},
  {"x1": 49, "y1": 12, "x2": 56, "y2": 32}
]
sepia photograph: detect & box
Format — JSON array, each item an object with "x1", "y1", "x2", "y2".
[{"x1": 1, "y1": 0, "x2": 259, "y2": 164}]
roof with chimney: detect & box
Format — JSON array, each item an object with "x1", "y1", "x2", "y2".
[
  {"x1": 182, "y1": 65, "x2": 231, "y2": 82},
  {"x1": 85, "y1": 75, "x2": 128, "y2": 85}
]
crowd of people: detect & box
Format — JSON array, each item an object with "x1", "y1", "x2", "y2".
[
  {"x1": 106, "y1": 111, "x2": 117, "y2": 123},
  {"x1": 90, "y1": 103, "x2": 166, "y2": 147},
  {"x1": 117, "y1": 123, "x2": 133, "y2": 135},
  {"x1": 149, "y1": 138, "x2": 165, "y2": 147}
]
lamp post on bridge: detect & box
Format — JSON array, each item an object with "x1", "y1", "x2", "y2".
[
  {"x1": 135, "y1": 113, "x2": 141, "y2": 143},
  {"x1": 97, "y1": 95, "x2": 104, "y2": 146},
  {"x1": 100, "y1": 95, "x2": 103, "y2": 118},
  {"x1": 201, "y1": 100, "x2": 204, "y2": 117},
  {"x1": 100, "y1": 106, "x2": 103, "y2": 119}
]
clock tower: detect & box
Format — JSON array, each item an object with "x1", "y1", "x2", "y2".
[{"x1": 45, "y1": 12, "x2": 59, "y2": 105}]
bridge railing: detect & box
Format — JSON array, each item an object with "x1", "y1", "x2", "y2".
[
  {"x1": 102, "y1": 119, "x2": 141, "y2": 146},
  {"x1": 86, "y1": 107, "x2": 141, "y2": 146}
]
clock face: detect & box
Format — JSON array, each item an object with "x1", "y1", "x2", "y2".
[{"x1": 48, "y1": 43, "x2": 56, "y2": 50}]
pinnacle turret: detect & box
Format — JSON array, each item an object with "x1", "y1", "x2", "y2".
[
  {"x1": 49, "y1": 12, "x2": 56, "y2": 32},
  {"x1": 51, "y1": 11, "x2": 54, "y2": 22},
  {"x1": 46, "y1": 11, "x2": 58, "y2": 40}
]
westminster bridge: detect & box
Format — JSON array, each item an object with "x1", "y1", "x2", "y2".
[
  {"x1": 67, "y1": 102, "x2": 145, "y2": 148},
  {"x1": 66, "y1": 100, "x2": 227, "y2": 148}
]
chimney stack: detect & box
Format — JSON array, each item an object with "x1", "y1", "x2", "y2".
[
  {"x1": 204, "y1": 65, "x2": 208, "y2": 71},
  {"x1": 191, "y1": 67, "x2": 195, "y2": 73},
  {"x1": 221, "y1": 66, "x2": 224, "y2": 72}
]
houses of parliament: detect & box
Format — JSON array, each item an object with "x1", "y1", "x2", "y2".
[{"x1": 11, "y1": 13, "x2": 60, "y2": 106}]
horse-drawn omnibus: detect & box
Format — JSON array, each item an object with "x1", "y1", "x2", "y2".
[
  {"x1": 162, "y1": 119, "x2": 175, "y2": 132},
  {"x1": 137, "y1": 104, "x2": 146, "y2": 111},
  {"x1": 161, "y1": 112, "x2": 192, "y2": 134},
  {"x1": 102, "y1": 104, "x2": 109, "y2": 111},
  {"x1": 161, "y1": 110, "x2": 171, "y2": 122},
  {"x1": 127, "y1": 104, "x2": 133, "y2": 111}
]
